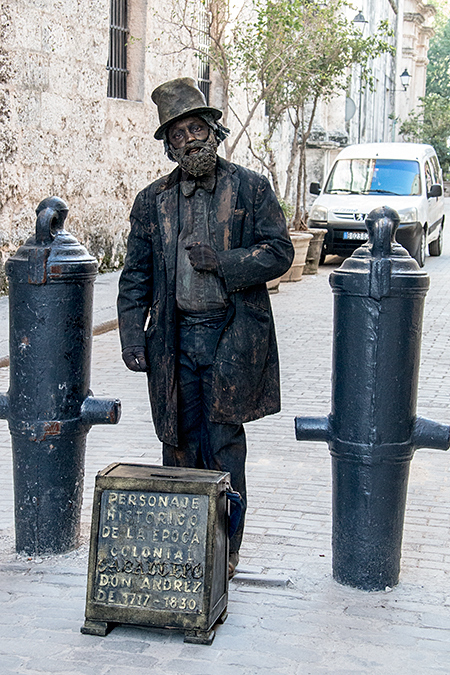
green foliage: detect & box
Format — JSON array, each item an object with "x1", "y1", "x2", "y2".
[
  {"x1": 158, "y1": 0, "x2": 395, "y2": 221},
  {"x1": 400, "y1": 10, "x2": 450, "y2": 177},
  {"x1": 233, "y1": 0, "x2": 395, "y2": 226},
  {"x1": 278, "y1": 198, "x2": 294, "y2": 221},
  {"x1": 235, "y1": 0, "x2": 394, "y2": 111},
  {"x1": 400, "y1": 93, "x2": 450, "y2": 174},
  {"x1": 426, "y1": 15, "x2": 450, "y2": 98}
]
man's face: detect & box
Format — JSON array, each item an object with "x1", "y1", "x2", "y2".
[
  {"x1": 166, "y1": 115, "x2": 218, "y2": 177},
  {"x1": 167, "y1": 116, "x2": 209, "y2": 151}
]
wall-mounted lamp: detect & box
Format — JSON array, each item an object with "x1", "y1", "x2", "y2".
[
  {"x1": 353, "y1": 10, "x2": 368, "y2": 33},
  {"x1": 400, "y1": 68, "x2": 411, "y2": 91}
]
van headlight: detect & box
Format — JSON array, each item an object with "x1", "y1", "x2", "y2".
[
  {"x1": 309, "y1": 205, "x2": 328, "y2": 222},
  {"x1": 398, "y1": 208, "x2": 418, "y2": 224}
]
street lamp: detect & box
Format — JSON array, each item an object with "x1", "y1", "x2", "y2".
[
  {"x1": 400, "y1": 68, "x2": 412, "y2": 91},
  {"x1": 390, "y1": 70, "x2": 413, "y2": 141},
  {"x1": 353, "y1": 11, "x2": 368, "y2": 143}
]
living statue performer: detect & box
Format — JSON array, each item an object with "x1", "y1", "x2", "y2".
[{"x1": 117, "y1": 77, "x2": 294, "y2": 577}]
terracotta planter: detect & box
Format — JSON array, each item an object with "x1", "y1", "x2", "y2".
[
  {"x1": 266, "y1": 276, "x2": 282, "y2": 293},
  {"x1": 281, "y1": 231, "x2": 313, "y2": 282},
  {"x1": 304, "y1": 228, "x2": 327, "y2": 275}
]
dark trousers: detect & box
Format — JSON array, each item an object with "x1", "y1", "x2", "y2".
[{"x1": 163, "y1": 312, "x2": 247, "y2": 553}]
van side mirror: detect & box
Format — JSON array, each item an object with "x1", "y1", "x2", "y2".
[
  {"x1": 310, "y1": 182, "x2": 321, "y2": 196},
  {"x1": 428, "y1": 184, "x2": 442, "y2": 198}
]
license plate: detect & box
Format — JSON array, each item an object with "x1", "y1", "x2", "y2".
[{"x1": 343, "y1": 231, "x2": 368, "y2": 240}]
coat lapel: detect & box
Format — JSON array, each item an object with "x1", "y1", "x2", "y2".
[
  {"x1": 209, "y1": 160, "x2": 240, "y2": 251},
  {"x1": 156, "y1": 184, "x2": 179, "y2": 285}
]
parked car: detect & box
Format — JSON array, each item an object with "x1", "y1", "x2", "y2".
[{"x1": 308, "y1": 142, "x2": 445, "y2": 267}]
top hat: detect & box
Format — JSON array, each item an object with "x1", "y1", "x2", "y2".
[{"x1": 151, "y1": 77, "x2": 222, "y2": 140}]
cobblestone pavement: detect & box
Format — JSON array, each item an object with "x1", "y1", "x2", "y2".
[{"x1": 1, "y1": 208, "x2": 450, "y2": 673}]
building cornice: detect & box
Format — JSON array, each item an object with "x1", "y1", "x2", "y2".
[
  {"x1": 421, "y1": 26, "x2": 435, "y2": 37},
  {"x1": 417, "y1": 2, "x2": 437, "y2": 18},
  {"x1": 404, "y1": 12, "x2": 424, "y2": 25},
  {"x1": 404, "y1": 2, "x2": 436, "y2": 25}
]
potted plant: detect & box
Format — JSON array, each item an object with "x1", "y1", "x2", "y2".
[{"x1": 303, "y1": 215, "x2": 326, "y2": 275}]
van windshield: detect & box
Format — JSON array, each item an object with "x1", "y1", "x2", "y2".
[{"x1": 325, "y1": 158, "x2": 422, "y2": 196}]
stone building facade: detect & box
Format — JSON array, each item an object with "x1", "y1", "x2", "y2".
[
  {"x1": 0, "y1": 0, "x2": 264, "y2": 292},
  {"x1": 0, "y1": 0, "x2": 435, "y2": 289},
  {"x1": 0, "y1": 0, "x2": 199, "y2": 290},
  {"x1": 393, "y1": 0, "x2": 436, "y2": 132}
]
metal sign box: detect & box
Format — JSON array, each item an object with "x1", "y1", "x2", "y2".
[{"x1": 81, "y1": 462, "x2": 229, "y2": 644}]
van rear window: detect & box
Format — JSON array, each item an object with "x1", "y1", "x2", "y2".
[{"x1": 325, "y1": 159, "x2": 421, "y2": 196}]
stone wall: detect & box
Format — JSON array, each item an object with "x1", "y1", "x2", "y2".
[
  {"x1": 0, "y1": 0, "x2": 195, "y2": 292},
  {"x1": 0, "y1": 0, "x2": 265, "y2": 293}
]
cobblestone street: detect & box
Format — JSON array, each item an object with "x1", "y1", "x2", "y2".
[{"x1": 0, "y1": 208, "x2": 450, "y2": 673}]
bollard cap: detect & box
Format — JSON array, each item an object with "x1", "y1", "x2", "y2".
[
  {"x1": 6, "y1": 197, "x2": 97, "y2": 285},
  {"x1": 330, "y1": 206, "x2": 430, "y2": 299}
]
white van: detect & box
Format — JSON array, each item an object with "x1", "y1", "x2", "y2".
[{"x1": 308, "y1": 142, "x2": 445, "y2": 266}]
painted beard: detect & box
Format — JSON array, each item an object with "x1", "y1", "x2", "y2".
[{"x1": 170, "y1": 132, "x2": 218, "y2": 177}]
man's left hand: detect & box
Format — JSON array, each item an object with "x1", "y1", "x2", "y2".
[{"x1": 186, "y1": 242, "x2": 219, "y2": 272}]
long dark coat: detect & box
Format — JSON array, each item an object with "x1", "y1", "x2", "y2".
[{"x1": 117, "y1": 157, "x2": 294, "y2": 446}]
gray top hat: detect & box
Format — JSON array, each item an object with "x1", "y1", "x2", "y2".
[{"x1": 151, "y1": 77, "x2": 222, "y2": 140}]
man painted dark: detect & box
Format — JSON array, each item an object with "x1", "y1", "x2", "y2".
[{"x1": 117, "y1": 77, "x2": 294, "y2": 577}]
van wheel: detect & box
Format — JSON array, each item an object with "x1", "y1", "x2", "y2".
[
  {"x1": 429, "y1": 225, "x2": 443, "y2": 256},
  {"x1": 414, "y1": 229, "x2": 426, "y2": 267}
]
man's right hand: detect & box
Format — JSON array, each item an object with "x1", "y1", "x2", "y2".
[{"x1": 122, "y1": 346, "x2": 149, "y2": 372}]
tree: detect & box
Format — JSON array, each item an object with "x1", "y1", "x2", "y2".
[
  {"x1": 426, "y1": 14, "x2": 450, "y2": 99},
  {"x1": 400, "y1": 94, "x2": 450, "y2": 174},
  {"x1": 155, "y1": 0, "x2": 394, "y2": 225},
  {"x1": 236, "y1": 0, "x2": 394, "y2": 227},
  {"x1": 156, "y1": 0, "x2": 314, "y2": 161}
]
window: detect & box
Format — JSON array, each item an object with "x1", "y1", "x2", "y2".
[
  {"x1": 198, "y1": 54, "x2": 211, "y2": 104},
  {"x1": 425, "y1": 161, "x2": 433, "y2": 193},
  {"x1": 107, "y1": 0, "x2": 128, "y2": 99},
  {"x1": 430, "y1": 155, "x2": 442, "y2": 184},
  {"x1": 197, "y1": 1, "x2": 211, "y2": 104},
  {"x1": 325, "y1": 159, "x2": 422, "y2": 197}
]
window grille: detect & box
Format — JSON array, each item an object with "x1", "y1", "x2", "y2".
[
  {"x1": 198, "y1": 55, "x2": 211, "y2": 104},
  {"x1": 107, "y1": 0, "x2": 128, "y2": 99},
  {"x1": 197, "y1": 2, "x2": 211, "y2": 104}
]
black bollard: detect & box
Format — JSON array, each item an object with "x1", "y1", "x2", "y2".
[
  {"x1": 0, "y1": 197, "x2": 121, "y2": 555},
  {"x1": 295, "y1": 206, "x2": 450, "y2": 591}
]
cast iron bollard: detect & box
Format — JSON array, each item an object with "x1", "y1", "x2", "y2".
[
  {"x1": 295, "y1": 206, "x2": 450, "y2": 591},
  {"x1": 0, "y1": 197, "x2": 121, "y2": 556}
]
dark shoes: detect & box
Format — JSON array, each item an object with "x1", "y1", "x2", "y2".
[{"x1": 228, "y1": 551, "x2": 239, "y2": 579}]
